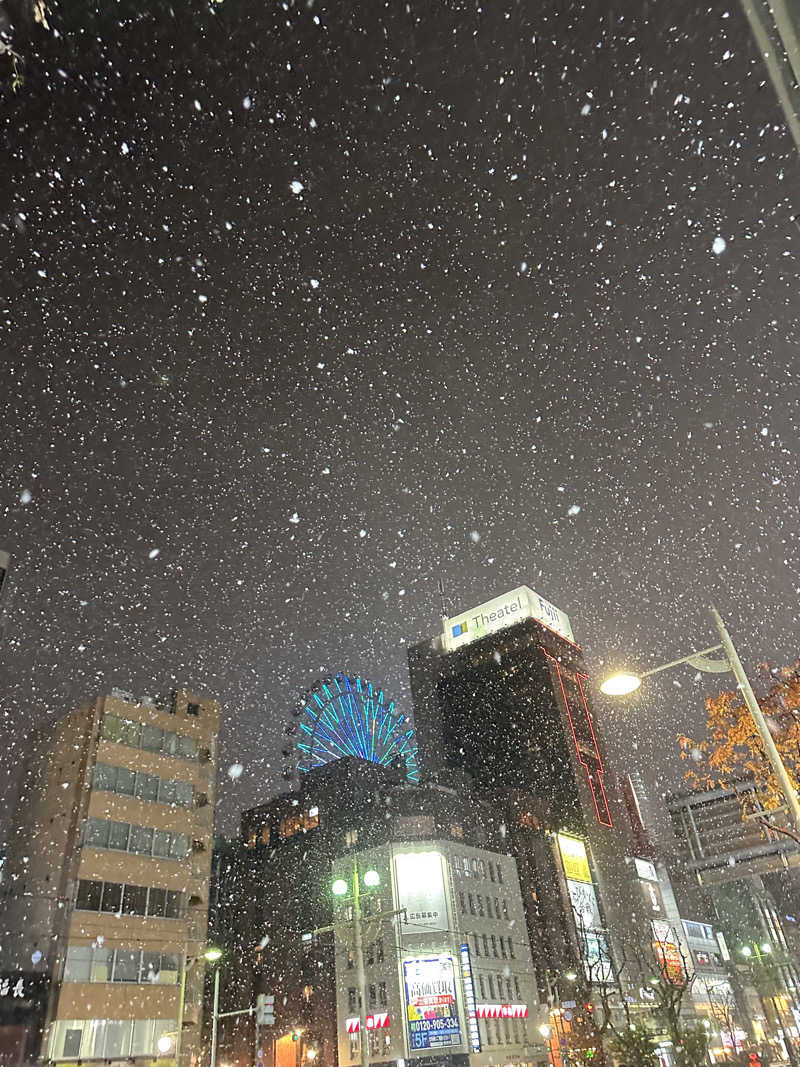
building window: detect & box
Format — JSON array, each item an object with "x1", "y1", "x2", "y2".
[
  {"x1": 368, "y1": 985, "x2": 376, "y2": 1008},
  {"x1": 485, "y1": 897, "x2": 494, "y2": 919},
  {"x1": 473, "y1": 934, "x2": 481, "y2": 957},
  {"x1": 63, "y1": 947, "x2": 179, "y2": 985},
  {"x1": 499, "y1": 936, "x2": 507, "y2": 958},
  {"x1": 347, "y1": 950, "x2": 355, "y2": 970},
  {"x1": 491, "y1": 935, "x2": 498, "y2": 958},
  {"x1": 472, "y1": 858, "x2": 480, "y2": 877},
  {"x1": 463, "y1": 856, "x2": 470, "y2": 877},
  {"x1": 489, "y1": 863, "x2": 496, "y2": 883},
  {"x1": 482, "y1": 934, "x2": 489, "y2": 956},
  {"x1": 100, "y1": 716, "x2": 197, "y2": 760},
  {"x1": 477, "y1": 894, "x2": 485, "y2": 917},
  {"x1": 83, "y1": 817, "x2": 189, "y2": 860},
  {"x1": 348, "y1": 988, "x2": 357, "y2": 1013},
  {"x1": 450, "y1": 824, "x2": 464, "y2": 838},
  {"x1": 496, "y1": 863, "x2": 504, "y2": 884},
  {"x1": 514, "y1": 976, "x2": 521, "y2": 999},
  {"x1": 502, "y1": 898, "x2": 509, "y2": 919},
  {"x1": 488, "y1": 975, "x2": 495, "y2": 998},
  {"x1": 49, "y1": 1018, "x2": 176, "y2": 1060},
  {"x1": 186, "y1": 702, "x2": 200, "y2": 717},
  {"x1": 459, "y1": 891, "x2": 466, "y2": 913},
  {"x1": 346, "y1": 829, "x2": 359, "y2": 847},
  {"x1": 379, "y1": 981, "x2": 387, "y2": 1006},
  {"x1": 508, "y1": 938, "x2": 515, "y2": 959},
  {"x1": 469, "y1": 893, "x2": 476, "y2": 915},
  {"x1": 376, "y1": 938, "x2": 384, "y2": 963},
  {"x1": 478, "y1": 859, "x2": 486, "y2": 878}
]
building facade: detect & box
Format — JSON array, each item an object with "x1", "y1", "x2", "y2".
[
  {"x1": 407, "y1": 587, "x2": 651, "y2": 1000},
  {"x1": 332, "y1": 839, "x2": 546, "y2": 1067},
  {"x1": 214, "y1": 757, "x2": 547, "y2": 1067},
  {"x1": 0, "y1": 688, "x2": 219, "y2": 1067}
]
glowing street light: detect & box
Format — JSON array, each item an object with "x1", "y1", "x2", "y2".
[
  {"x1": 599, "y1": 674, "x2": 641, "y2": 697},
  {"x1": 600, "y1": 606, "x2": 800, "y2": 832},
  {"x1": 157, "y1": 1036, "x2": 174, "y2": 1055},
  {"x1": 329, "y1": 862, "x2": 383, "y2": 1067}
]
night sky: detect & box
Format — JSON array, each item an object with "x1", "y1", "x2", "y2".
[{"x1": 1, "y1": 0, "x2": 799, "y2": 834}]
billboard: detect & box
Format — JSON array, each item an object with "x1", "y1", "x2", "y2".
[
  {"x1": 568, "y1": 878, "x2": 602, "y2": 933},
  {"x1": 443, "y1": 586, "x2": 574, "y2": 651},
  {"x1": 652, "y1": 921, "x2": 686, "y2": 985},
  {"x1": 395, "y1": 852, "x2": 448, "y2": 932},
  {"x1": 557, "y1": 834, "x2": 592, "y2": 884},
  {"x1": 403, "y1": 957, "x2": 462, "y2": 1051}
]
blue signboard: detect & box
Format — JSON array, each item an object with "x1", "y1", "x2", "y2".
[{"x1": 403, "y1": 957, "x2": 462, "y2": 1051}]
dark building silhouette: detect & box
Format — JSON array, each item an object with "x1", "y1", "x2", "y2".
[{"x1": 407, "y1": 587, "x2": 650, "y2": 996}]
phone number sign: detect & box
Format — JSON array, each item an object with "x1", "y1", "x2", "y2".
[{"x1": 403, "y1": 957, "x2": 462, "y2": 1051}]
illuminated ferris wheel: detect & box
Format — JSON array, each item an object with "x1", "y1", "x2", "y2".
[{"x1": 284, "y1": 673, "x2": 419, "y2": 783}]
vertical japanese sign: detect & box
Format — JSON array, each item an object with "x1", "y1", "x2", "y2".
[{"x1": 460, "y1": 944, "x2": 481, "y2": 1053}]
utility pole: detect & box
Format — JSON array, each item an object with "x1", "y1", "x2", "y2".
[{"x1": 710, "y1": 606, "x2": 800, "y2": 832}]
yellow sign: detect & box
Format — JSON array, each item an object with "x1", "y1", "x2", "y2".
[{"x1": 557, "y1": 834, "x2": 592, "y2": 884}]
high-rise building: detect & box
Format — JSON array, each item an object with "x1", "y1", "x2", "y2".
[
  {"x1": 0, "y1": 688, "x2": 219, "y2": 1067},
  {"x1": 407, "y1": 587, "x2": 650, "y2": 997}
]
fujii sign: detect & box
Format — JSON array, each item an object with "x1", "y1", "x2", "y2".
[{"x1": 443, "y1": 586, "x2": 574, "y2": 651}]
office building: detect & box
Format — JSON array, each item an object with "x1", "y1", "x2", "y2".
[
  {"x1": 0, "y1": 688, "x2": 219, "y2": 1067},
  {"x1": 407, "y1": 587, "x2": 649, "y2": 996},
  {"x1": 332, "y1": 838, "x2": 545, "y2": 1067},
  {"x1": 219, "y1": 757, "x2": 547, "y2": 1067}
]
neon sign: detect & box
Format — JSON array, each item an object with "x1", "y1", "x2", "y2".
[{"x1": 543, "y1": 650, "x2": 612, "y2": 827}]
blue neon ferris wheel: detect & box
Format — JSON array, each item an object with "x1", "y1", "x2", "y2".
[{"x1": 289, "y1": 673, "x2": 419, "y2": 782}]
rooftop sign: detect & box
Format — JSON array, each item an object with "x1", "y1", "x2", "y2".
[{"x1": 442, "y1": 586, "x2": 574, "y2": 651}]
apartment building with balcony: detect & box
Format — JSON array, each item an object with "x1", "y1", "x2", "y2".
[{"x1": 0, "y1": 688, "x2": 219, "y2": 1067}]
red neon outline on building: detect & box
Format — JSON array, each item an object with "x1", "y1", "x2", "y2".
[{"x1": 542, "y1": 648, "x2": 613, "y2": 828}]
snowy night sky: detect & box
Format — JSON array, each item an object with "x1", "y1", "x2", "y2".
[{"x1": 1, "y1": 0, "x2": 799, "y2": 833}]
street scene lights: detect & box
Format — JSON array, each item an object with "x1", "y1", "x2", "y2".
[{"x1": 600, "y1": 604, "x2": 800, "y2": 832}]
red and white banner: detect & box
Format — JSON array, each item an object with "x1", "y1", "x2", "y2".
[
  {"x1": 345, "y1": 1014, "x2": 390, "y2": 1033},
  {"x1": 476, "y1": 1004, "x2": 528, "y2": 1019}
]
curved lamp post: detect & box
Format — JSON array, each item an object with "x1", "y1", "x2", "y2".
[{"x1": 600, "y1": 605, "x2": 800, "y2": 833}]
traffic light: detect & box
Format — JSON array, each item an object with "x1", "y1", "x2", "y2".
[
  {"x1": 292, "y1": 1032, "x2": 300, "y2": 1043},
  {"x1": 256, "y1": 994, "x2": 275, "y2": 1026},
  {"x1": 748, "y1": 1053, "x2": 762, "y2": 1067}
]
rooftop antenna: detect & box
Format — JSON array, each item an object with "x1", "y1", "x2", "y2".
[{"x1": 437, "y1": 577, "x2": 451, "y2": 621}]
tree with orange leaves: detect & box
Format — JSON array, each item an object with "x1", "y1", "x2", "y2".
[{"x1": 678, "y1": 660, "x2": 800, "y2": 841}]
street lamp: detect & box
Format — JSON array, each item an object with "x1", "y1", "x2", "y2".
[
  {"x1": 600, "y1": 605, "x2": 800, "y2": 832},
  {"x1": 330, "y1": 862, "x2": 381, "y2": 1067},
  {"x1": 175, "y1": 946, "x2": 224, "y2": 1067},
  {"x1": 205, "y1": 947, "x2": 224, "y2": 1067}
]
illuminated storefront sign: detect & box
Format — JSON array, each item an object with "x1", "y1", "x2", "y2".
[
  {"x1": 346, "y1": 1015, "x2": 390, "y2": 1033},
  {"x1": 443, "y1": 586, "x2": 574, "y2": 651},
  {"x1": 546, "y1": 653, "x2": 612, "y2": 826},
  {"x1": 476, "y1": 1004, "x2": 528, "y2": 1019},
  {"x1": 460, "y1": 943, "x2": 481, "y2": 1053},
  {"x1": 395, "y1": 852, "x2": 448, "y2": 932},
  {"x1": 652, "y1": 921, "x2": 686, "y2": 985},
  {"x1": 403, "y1": 957, "x2": 462, "y2": 1051},
  {"x1": 557, "y1": 834, "x2": 592, "y2": 884}
]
